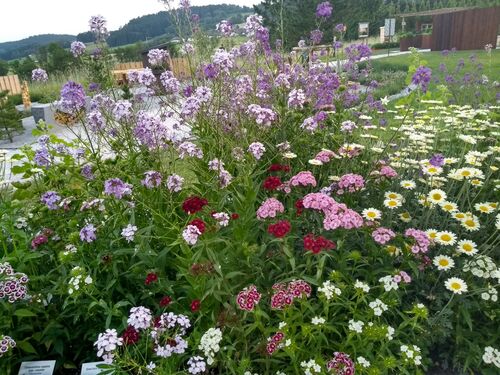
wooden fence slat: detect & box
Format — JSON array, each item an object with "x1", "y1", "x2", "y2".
[{"x1": 0, "y1": 74, "x2": 21, "y2": 95}]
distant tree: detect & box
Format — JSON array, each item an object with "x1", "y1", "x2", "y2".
[
  {"x1": 37, "y1": 43, "x2": 75, "y2": 74},
  {"x1": 0, "y1": 60, "x2": 9, "y2": 76},
  {"x1": 0, "y1": 90, "x2": 23, "y2": 142},
  {"x1": 10, "y1": 57, "x2": 37, "y2": 81}
]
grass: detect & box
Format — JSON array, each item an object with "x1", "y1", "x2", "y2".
[{"x1": 29, "y1": 69, "x2": 89, "y2": 104}]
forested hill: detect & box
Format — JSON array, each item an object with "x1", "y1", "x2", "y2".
[
  {"x1": 0, "y1": 4, "x2": 251, "y2": 60},
  {"x1": 0, "y1": 34, "x2": 75, "y2": 61},
  {"x1": 77, "y1": 4, "x2": 252, "y2": 47}
]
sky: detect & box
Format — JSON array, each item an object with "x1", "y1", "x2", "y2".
[{"x1": 0, "y1": 0, "x2": 261, "y2": 43}]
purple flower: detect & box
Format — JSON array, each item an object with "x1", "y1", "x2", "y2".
[
  {"x1": 41, "y1": 191, "x2": 61, "y2": 210},
  {"x1": 316, "y1": 2, "x2": 333, "y2": 18},
  {"x1": 216, "y1": 20, "x2": 233, "y2": 37},
  {"x1": 167, "y1": 174, "x2": 184, "y2": 192},
  {"x1": 160, "y1": 71, "x2": 180, "y2": 93},
  {"x1": 70, "y1": 41, "x2": 86, "y2": 58},
  {"x1": 142, "y1": 171, "x2": 162, "y2": 188},
  {"x1": 147, "y1": 49, "x2": 169, "y2": 66},
  {"x1": 310, "y1": 29, "x2": 323, "y2": 45},
  {"x1": 345, "y1": 44, "x2": 371, "y2": 62},
  {"x1": 34, "y1": 148, "x2": 51, "y2": 167},
  {"x1": 80, "y1": 224, "x2": 97, "y2": 243},
  {"x1": 81, "y1": 164, "x2": 95, "y2": 180},
  {"x1": 88, "y1": 82, "x2": 101, "y2": 92},
  {"x1": 59, "y1": 81, "x2": 86, "y2": 114},
  {"x1": 121, "y1": 224, "x2": 137, "y2": 242},
  {"x1": 247, "y1": 104, "x2": 277, "y2": 127},
  {"x1": 335, "y1": 23, "x2": 345, "y2": 33},
  {"x1": 31, "y1": 68, "x2": 48, "y2": 82},
  {"x1": 287, "y1": 89, "x2": 306, "y2": 108},
  {"x1": 412, "y1": 66, "x2": 432, "y2": 93},
  {"x1": 113, "y1": 100, "x2": 133, "y2": 121},
  {"x1": 202, "y1": 63, "x2": 218, "y2": 79},
  {"x1": 86, "y1": 110, "x2": 105, "y2": 132},
  {"x1": 104, "y1": 178, "x2": 132, "y2": 199},
  {"x1": 248, "y1": 142, "x2": 265, "y2": 160},
  {"x1": 429, "y1": 153, "x2": 445, "y2": 167},
  {"x1": 89, "y1": 15, "x2": 109, "y2": 41}
]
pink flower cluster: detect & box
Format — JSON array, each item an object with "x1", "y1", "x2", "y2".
[
  {"x1": 405, "y1": 228, "x2": 430, "y2": 254},
  {"x1": 289, "y1": 171, "x2": 317, "y2": 187},
  {"x1": 337, "y1": 173, "x2": 365, "y2": 193},
  {"x1": 182, "y1": 225, "x2": 202, "y2": 245},
  {"x1": 380, "y1": 165, "x2": 398, "y2": 178},
  {"x1": 266, "y1": 331, "x2": 285, "y2": 355},
  {"x1": 393, "y1": 270, "x2": 411, "y2": 284},
  {"x1": 256, "y1": 198, "x2": 284, "y2": 220},
  {"x1": 0, "y1": 262, "x2": 29, "y2": 303},
  {"x1": 236, "y1": 285, "x2": 262, "y2": 311},
  {"x1": 327, "y1": 351, "x2": 355, "y2": 375},
  {"x1": 314, "y1": 150, "x2": 337, "y2": 163},
  {"x1": 302, "y1": 193, "x2": 363, "y2": 231},
  {"x1": 270, "y1": 280, "x2": 311, "y2": 309},
  {"x1": 372, "y1": 227, "x2": 396, "y2": 245}
]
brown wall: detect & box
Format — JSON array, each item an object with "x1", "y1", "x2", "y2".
[{"x1": 431, "y1": 7, "x2": 500, "y2": 51}]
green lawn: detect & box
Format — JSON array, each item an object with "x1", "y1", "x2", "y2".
[{"x1": 371, "y1": 49, "x2": 500, "y2": 80}]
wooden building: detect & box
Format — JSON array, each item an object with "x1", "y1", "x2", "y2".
[{"x1": 397, "y1": 6, "x2": 500, "y2": 51}]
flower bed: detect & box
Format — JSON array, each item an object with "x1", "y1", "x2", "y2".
[{"x1": 1, "y1": 2, "x2": 499, "y2": 374}]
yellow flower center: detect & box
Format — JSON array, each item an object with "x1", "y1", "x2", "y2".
[
  {"x1": 443, "y1": 204, "x2": 452, "y2": 210},
  {"x1": 432, "y1": 193, "x2": 442, "y2": 201},
  {"x1": 429, "y1": 232, "x2": 437, "y2": 239},
  {"x1": 441, "y1": 234, "x2": 452, "y2": 242},
  {"x1": 428, "y1": 167, "x2": 437, "y2": 173},
  {"x1": 455, "y1": 213, "x2": 465, "y2": 219},
  {"x1": 462, "y1": 244, "x2": 472, "y2": 252},
  {"x1": 388, "y1": 193, "x2": 397, "y2": 199},
  {"x1": 451, "y1": 282, "x2": 461, "y2": 290},
  {"x1": 479, "y1": 206, "x2": 489, "y2": 212},
  {"x1": 439, "y1": 259, "x2": 449, "y2": 266},
  {"x1": 388, "y1": 200, "x2": 397, "y2": 207},
  {"x1": 367, "y1": 212, "x2": 376, "y2": 218},
  {"x1": 461, "y1": 170, "x2": 471, "y2": 176},
  {"x1": 464, "y1": 220, "x2": 475, "y2": 227}
]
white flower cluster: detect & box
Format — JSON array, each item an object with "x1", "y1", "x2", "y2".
[
  {"x1": 401, "y1": 344, "x2": 422, "y2": 366},
  {"x1": 15, "y1": 217, "x2": 28, "y2": 229},
  {"x1": 152, "y1": 312, "x2": 190, "y2": 358},
  {"x1": 127, "y1": 306, "x2": 152, "y2": 330},
  {"x1": 187, "y1": 356, "x2": 207, "y2": 374},
  {"x1": 68, "y1": 266, "x2": 92, "y2": 295},
  {"x1": 379, "y1": 275, "x2": 398, "y2": 291},
  {"x1": 300, "y1": 359, "x2": 321, "y2": 375},
  {"x1": 357, "y1": 356, "x2": 371, "y2": 368},
  {"x1": 213, "y1": 212, "x2": 230, "y2": 227},
  {"x1": 318, "y1": 280, "x2": 341, "y2": 300},
  {"x1": 369, "y1": 299, "x2": 388, "y2": 316},
  {"x1": 94, "y1": 329, "x2": 123, "y2": 364},
  {"x1": 311, "y1": 316, "x2": 325, "y2": 326},
  {"x1": 463, "y1": 255, "x2": 499, "y2": 280},
  {"x1": 199, "y1": 328, "x2": 222, "y2": 365},
  {"x1": 483, "y1": 346, "x2": 500, "y2": 368},
  {"x1": 348, "y1": 319, "x2": 364, "y2": 333},
  {"x1": 354, "y1": 279, "x2": 370, "y2": 293},
  {"x1": 481, "y1": 285, "x2": 498, "y2": 302},
  {"x1": 386, "y1": 326, "x2": 395, "y2": 340}
]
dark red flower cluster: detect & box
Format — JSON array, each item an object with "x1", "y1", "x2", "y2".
[
  {"x1": 122, "y1": 325, "x2": 140, "y2": 345},
  {"x1": 295, "y1": 199, "x2": 304, "y2": 216},
  {"x1": 190, "y1": 261, "x2": 215, "y2": 275},
  {"x1": 303, "y1": 233, "x2": 336, "y2": 254},
  {"x1": 145, "y1": 272, "x2": 158, "y2": 285},
  {"x1": 182, "y1": 196, "x2": 208, "y2": 214},
  {"x1": 266, "y1": 331, "x2": 285, "y2": 355},
  {"x1": 263, "y1": 176, "x2": 282, "y2": 191},
  {"x1": 31, "y1": 228, "x2": 54, "y2": 250},
  {"x1": 190, "y1": 299, "x2": 201, "y2": 312},
  {"x1": 267, "y1": 220, "x2": 291, "y2": 238},
  {"x1": 231, "y1": 213, "x2": 239, "y2": 220},
  {"x1": 189, "y1": 218, "x2": 206, "y2": 234},
  {"x1": 236, "y1": 284, "x2": 261, "y2": 311},
  {"x1": 327, "y1": 351, "x2": 355, "y2": 375},
  {"x1": 159, "y1": 295, "x2": 172, "y2": 307},
  {"x1": 270, "y1": 280, "x2": 311, "y2": 309},
  {"x1": 268, "y1": 164, "x2": 290, "y2": 173}
]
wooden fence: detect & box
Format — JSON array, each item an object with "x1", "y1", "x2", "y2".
[
  {"x1": 0, "y1": 75, "x2": 22, "y2": 95},
  {"x1": 114, "y1": 61, "x2": 144, "y2": 70},
  {"x1": 169, "y1": 57, "x2": 191, "y2": 79}
]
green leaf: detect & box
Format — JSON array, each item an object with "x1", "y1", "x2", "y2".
[
  {"x1": 17, "y1": 340, "x2": 38, "y2": 354},
  {"x1": 14, "y1": 308, "x2": 37, "y2": 317}
]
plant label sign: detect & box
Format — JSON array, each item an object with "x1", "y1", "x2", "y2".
[
  {"x1": 81, "y1": 362, "x2": 106, "y2": 374},
  {"x1": 18, "y1": 360, "x2": 56, "y2": 375}
]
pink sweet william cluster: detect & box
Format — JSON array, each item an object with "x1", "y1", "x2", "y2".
[
  {"x1": 303, "y1": 193, "x2": 363, "y2": 231},
  {"x1": 270, "y1": 280, "x2": 311, "y2": 309},
  {"x1": 394, "y1": 270, "x2": 412, "y2": 284},
  {"x1": 289, "y1": 171, "x2": 317, "y2": 187},
  {"x1": 266, "y1": 331, "x2": 285, "y2": 355},
  {"x1": 372, "y1": 227, "x2": 396, "y2": 245},
  {"x1": 337, "y1": 173, "x2": 365, "y2": 193},
  {"x1": 236, "y1": 285, "x2": 262, "y2": 311},
  {"x1": 327, "y1": 351, "x2": 355, "y2": 374},
  {"x1": 314, "y1": 149, "x2": 337, "y2": 163},
  {"x1": 256, "y1": 198, "x2": 285, "y2": 220},
  {"x1": 405, "y1": 228, "x2": 431, "y2": 254}
]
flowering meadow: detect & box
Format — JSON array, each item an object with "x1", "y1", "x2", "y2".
[{"x1": 1, "y1": 2, "x2": 500, "y2": 374}]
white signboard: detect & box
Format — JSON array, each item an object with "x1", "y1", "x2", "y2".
[
  {"x1": 18, "y1": 360, "x2": 55, "y2": 375},
  {"x1": 81, "y1": 362, "x2": 106, "y2": 375},
  {"x1": 385, "y1": 18, "x2": 396, "y2": 37},
  {"x1": 358, "y1": 22, "x2": 369, "y2": 38}
]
